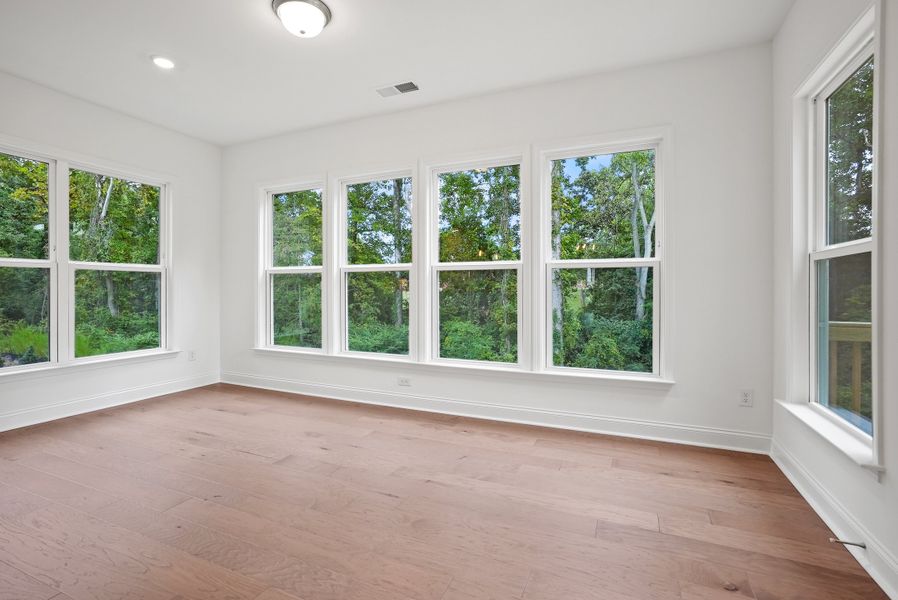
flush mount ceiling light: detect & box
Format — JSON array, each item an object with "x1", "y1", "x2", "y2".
[
  {"x1": 272, "y1": 0, "x2": 331, "y2": 38},
  {"x1": 151, "y1": 56, "x2": 176, "y2": 70}
]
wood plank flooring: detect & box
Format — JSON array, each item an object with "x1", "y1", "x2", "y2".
[{"x1": 0, "y1": 383, "x2": 886, "y2": 600}]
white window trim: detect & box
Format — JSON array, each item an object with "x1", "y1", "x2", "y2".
[
  {"x1": 0, "y1": 137, "x2": 174, "y2": 379},
  {"x1": 259, "y1": 179, "x2": 327, "y2": 353},
  {"x1": 255, "y1": 131, "x2": 674, "y2": 387},
  {"x1": 534, "y1": 127, "x2": 671, "y2": 380},
  {"x1": 787, "y1": 3, "x2": 882, "y2": 473},
  {"x1": 426, "y1": 152, "x2": 527, "y2": 369},
  {"x1": 335, "y1": 169, "x2": 416, "y2": 362}
]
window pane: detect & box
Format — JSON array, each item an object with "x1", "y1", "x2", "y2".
[
  {"x1": 272, "y1": 273, "x2": 321, "y2": 348},
  {"x1": 438, "y1": 269, "x2": 517, "y2": 363},
  {"x1": 826, "y1": 57, "x2": 874, "y2": 245},
  {"x1": 75, "y1": 270, "x2": 160, "y2": 358},
  {"x1": 0, "y1": 267, "x2": 50, "y2": 368},
  {"x1": 551, "y1": 149, "x2": 655, "y2": 260},
  {"x1": 347, "y1": 271, "x2": 409, "y2": 355},
  {"x1": 0, "y1": 153, "x2": 49, "y2": 260},
  {"x1": 348, "y1": 178, "x2": 412, "y2": 265},
  {"x1": 273, "y1": 189, "x2": 322, "y2": 267},
  {"x1": 816, "y1": 252, "x2": 872, "y2": 434},
  {"x1": 552, "y1": 267, "x2": 653, "y2": 373},
  {"x1": 69, "y1": 169, "x2": 160, "y2": 264},
  {"x1": 439, "y1": 165, "x2": 520, "y2": 262}
]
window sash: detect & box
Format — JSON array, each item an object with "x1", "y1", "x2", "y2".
[
  {"x1": 544, "y1": 264, "x2": 660, "y2": 376},
  {"x1": 431, "y1": 265, "x2": 522, "y2": 367},
  {"x1": 340, "y1": 268, "x2": 413, "y2": 358}
]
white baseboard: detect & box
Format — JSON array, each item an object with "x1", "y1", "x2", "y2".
[
  {"x1": 771, "y1": 440, "x2": 898, "y2": 599},
  {"x1": 0, "y1": 372, "x2": 219, "y2": 433},
  {"x1": 221, "y1": 371, "x2": 771, "y2": 454}
]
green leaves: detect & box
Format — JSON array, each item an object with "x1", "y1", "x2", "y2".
[
  {"x1": 0, "y1": 153, "x2": 49, "y2": 260},
  {"x1": 438, "y1": 165, "x2": 520, "y2": 262},
  {"x1": 347, "y1": 178, "x2": 412, "y2": 265},
  {"x1": 273, "y1": 189, "x2": 323, "y2": 267},
  {"x1": 69, "y1": 169, "x2": 160, "y2": 264}
]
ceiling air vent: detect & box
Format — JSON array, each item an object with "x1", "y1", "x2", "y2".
[{"x1": 376, "y1": 81, "x2": 419, "y2": 98}]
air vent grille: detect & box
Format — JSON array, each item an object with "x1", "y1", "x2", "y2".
[{"x1": 376, "y1": 81, "x2": 419, "y2": 98}]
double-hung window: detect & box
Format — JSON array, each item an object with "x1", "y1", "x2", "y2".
[
  {"x1": 545, "y1": 146, "x2": 660, "y2": 374},
  {"x1": 811, "y1": 47, "x2": 876, "y2": 436},
  {"x1": 267, "y1": 186, "x2": 324, "y2": 350},
  {"x1": 68, "y1": 168, "x2": 164, "y2": 358},
  {"x1": 0, "y1": 152, "x2": 52, "y2": 368},
  {"x1": 342, "y1": 174, "x2": 413, "y2": 356},
  {"x1": 432, "y1": 161, "x2": 522, "y2": 365}
]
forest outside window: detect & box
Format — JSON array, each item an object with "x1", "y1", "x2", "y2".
[
  {"x1": 811, "y1": 49, "x2": 875, "y2": 437},
  {"x1": 0, "y1": 152, "x2": 52, "y2": 369},
  {"x1": 548, "y1": 148, "x2": 658, "y2": 374},
  {"x1": 70, "y1": 168, "x2": 163, "y2": 358},
  {"x1": 435, "y1": 163, "x2": 521, "y2": 365},
  {"x1": 268, "y1": 187, "x2": 323, "y2": 349},
  {"x1": 0, "y1": 147, "x2": 170, "y2": 372},
  {"x1": 343, "y1": 176, "x2": 412, "y2": 356}
]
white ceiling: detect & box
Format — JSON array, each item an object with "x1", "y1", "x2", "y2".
[{"x1": 0, "y1": 0, "x2": 794, "y2": 145}]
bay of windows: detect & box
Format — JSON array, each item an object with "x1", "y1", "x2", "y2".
[
  {"x1": 262, "y1": 133, "x2": 665, "y2": 379},
  {"x1": 0, "y1": 149, "x2": 167, "y2": 371}
]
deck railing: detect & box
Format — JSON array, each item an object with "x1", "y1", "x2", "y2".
[{"x1": 828, "y1": 321, "x2": 872, "y2": 414}]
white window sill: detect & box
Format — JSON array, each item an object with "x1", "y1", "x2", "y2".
[
  {"x1": 777, "y1": 399, "x2": 883, "y2": 475},
  {"x1": 253, "y1": 346, "x2": 675, "y2": 388},
  {"x1": 0, "y1": 349, "x2": 181, "y2": 382}
]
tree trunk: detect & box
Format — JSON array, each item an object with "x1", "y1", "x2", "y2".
[
  {"x1": 392, "y1": 179, "x2": 404, "y2": 327},
  {"x1": 296, "y1": 277, "x2": 303, "y2": 343},
  {"x1": 551, "y1": 162, "x2": 564, "y2": 358},
  {"x1": 631, "y1": 164, "x2": 645, "y2": 321},
  {"x1": 105, "y1": 274, "x2": 118, "y2": 317}
]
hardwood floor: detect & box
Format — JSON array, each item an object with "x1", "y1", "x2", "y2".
[{"x1": 0, "y1": 383, "x2": 886, "y2": 600}]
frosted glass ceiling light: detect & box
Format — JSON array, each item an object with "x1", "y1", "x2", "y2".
[
  {"x1": 151, "y1": 56, "x2": 175, "y2": 70},
  {"x1": 273, "y1": 0, "x2": 331, "y2": 38}
]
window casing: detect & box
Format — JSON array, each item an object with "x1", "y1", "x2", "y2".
[
  {"x1": 259, "y1": 130, "x2": 668, "y2": 382},
  {"x1": 809, "y1": 44, "x2": 877, "y2": 438},
  {"x1": 0, "y1": 144, "x2": 170, "y2": 374}
]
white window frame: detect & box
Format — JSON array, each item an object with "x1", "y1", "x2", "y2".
[
  {"x1": 808, "y1": 42, "x2": 877, "y2": 444},
  {"x1": 336, "y1": 169, "x2": 416, "y2": 361},
  {"x1": 535, "y1": 129, "x2": 670, "y2": 379},
  {"x1": 256, "y1": 132, "x2": 672, "y2": 386},
  {"x1": 426, "y1": 153, "x2": 527, "y2": 369},
  {"x1": 260, "y1": 180, "x2": 327, "y2": 353},
  {"x1": 0, "y1": 139, "x2": 173, "y2": 377},
  {"x1": 785, "y1": 4, "x2": 882, "y2": 472},
  {"x1": 66, "y1": 162, "x2": 170, "y2": 362}
]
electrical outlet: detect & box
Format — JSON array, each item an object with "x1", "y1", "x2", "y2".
[
  {"x1": 739, "y1": 389, "x2": 754, "y2": 408},
  {"x1": 188, "y1": 350, "x2": 196, "y2": 362},
  {"x1": 397, "y1": 377, "x2": 411, "y2": 387}
]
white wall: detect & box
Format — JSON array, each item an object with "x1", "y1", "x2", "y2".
[
  {"x1": 0, "y1": 72, "x2": 221, "y2": 429},
  {"x1": 220, "y1": 44, "x2": 774, "y2": 452},
  {"x1": 771, "y1": 0, "x2": 898, "y2": 597}
]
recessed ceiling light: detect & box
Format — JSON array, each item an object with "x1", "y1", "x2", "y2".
[
  {"x1": 273, "y1": 0, "x2": 331, "y2": 38},
  {"x1": 151, "y1": 56, "x2": 176, "y2": 70}
]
